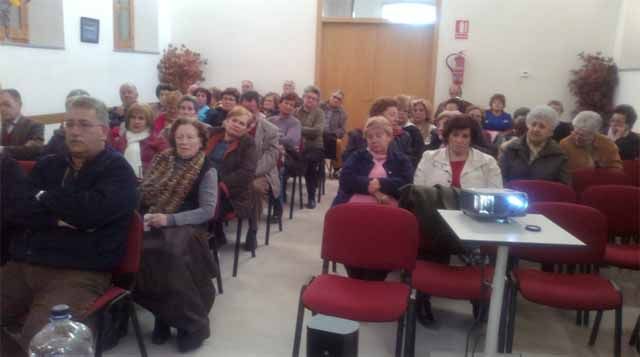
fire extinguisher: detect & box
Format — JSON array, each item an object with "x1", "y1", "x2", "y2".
[{"x1": 446, "y1": 51, "x2": 465, "y2": 85}]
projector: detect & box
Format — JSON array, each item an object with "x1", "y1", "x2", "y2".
[{"x1": 460, "y1": 188, "x2": 528, "y2": 221}]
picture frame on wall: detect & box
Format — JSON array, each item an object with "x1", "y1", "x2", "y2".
[{"x1": 80, "y1": 17, "x2": 100, "y2": 43}]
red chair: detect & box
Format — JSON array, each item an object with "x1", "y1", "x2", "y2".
[
  {"x1": 291, "y1": 204, "x2": 418, "y2": 357},
  {"x1": 581, "y1": 185, "x2": 640, "y2": 240},
  {"x1": 571, "y1": 168, "x2": 632, "y2": 197},
  {"x1": 506, "y1": 179, "x2": 577, "y2": 203},
  {"x1": 81, "y1": 212, "x2": 147, "y2": 357},
  {"x1": 16, "y1": 160, "x2": 36, "y2": 174},
  {"x1": 505, "y1": 203, "x2": 622, "y2": 357},
  {"x1": 623, "y1": 160, "x2": 639, "y2": 187}
]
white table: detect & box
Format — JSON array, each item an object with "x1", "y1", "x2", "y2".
[{"x1": 436, "y1": 210, "x2": 584, "y2": 357}]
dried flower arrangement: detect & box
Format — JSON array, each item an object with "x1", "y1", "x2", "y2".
[
  {"x1": 568, "y1": 52, "x2": 619, "y2": 117},
  {"x1": 157, "y1": 44, "x2": 207, "y2": 93}
]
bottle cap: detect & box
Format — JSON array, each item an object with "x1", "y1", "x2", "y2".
[{"x1": 50, "y1": 304, "x2": 71, "y2": 320}]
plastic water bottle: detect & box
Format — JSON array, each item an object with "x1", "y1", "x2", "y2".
[{"x1": 28, "y1": 304, "x2": 94, "y2": 357}]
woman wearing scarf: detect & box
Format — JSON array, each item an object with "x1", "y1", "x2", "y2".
[{"x1": 134, "y1": 118, "x2": 217, "y2": 353}]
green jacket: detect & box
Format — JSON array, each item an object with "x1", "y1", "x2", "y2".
[{"x1": 295, "y1": 106, "x2": 324, "y2": 150}]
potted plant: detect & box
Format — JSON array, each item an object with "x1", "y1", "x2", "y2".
[
  {"x1": 157, "y1": 44, "x2": 207, "y2": 93},
  {"x1": 568, "y1": 52, "x2": 619, "y2": 119}
]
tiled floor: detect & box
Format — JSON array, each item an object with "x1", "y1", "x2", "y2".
[{"x1": 108, "y1": 179, "x2": 640, "y2": 357}]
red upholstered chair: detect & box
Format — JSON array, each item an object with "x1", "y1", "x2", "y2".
[
  {"x1": 505, "y1": 202, "x2": 622, "y2": 357},
  {"x1": 580, "y1": 185, "x2": 640, "y2": 240},
  {"x1": 81, "y1": 212, "x2": 147, "y2": 357},
  {"x1": 571, "y1": 168, "x2": 632, "y2": 197},
  {"x1": 16, "y1": 160, "x2": 36, "y2": 174},
  {"x1": 506, "y1": 179, "x2": 577, "y2": 203},
  {"x1": 622, "y1": 160, "x2": 639, "y2": 187},
  {"x1": 291, "y1": 204, "x2": 419, "y2": 357}
]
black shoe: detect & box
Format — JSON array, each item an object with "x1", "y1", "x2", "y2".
[
  {"x1": 177, "y1": 329, "x2": 205, "y2": 353},
  {"x1": 151, "y1": 318, "x2": 171, "y2": 345},
  {"x1": 243, "y1": 230, "x2": 257, "y2": 251},
  {"x1": 212, "y1": 222, "x2": 227, "y2": 247},
  {"x1": 416, "y1": 295, "x2": 435, "y2": 327},
  {"x1": 306, "y1": 198, "x2": 316, "y2": 209}
]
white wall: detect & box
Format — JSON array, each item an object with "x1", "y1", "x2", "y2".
[
  {"x1": 613, "y1": 0, "x2": 640, "y2": 133},
  {"x1": 434, "y1": 0, "x2": 621, "y2": 121},
  {"x1": 0, "y1": 0, "x2": 170, "y2": 115},
  {"x1": 167, "y1": 0, "x2": 317, "y2": 94},
  {"x1": 134, "y1": 0, "x2": 159, "y2": 52}
]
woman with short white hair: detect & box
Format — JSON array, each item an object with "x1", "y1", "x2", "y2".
[
  {"x1": 500, "y1": 105, "x2": 570, "y2": 184},
  {"x1": 559, "y1": 111, "x2": 623, "y2": 172}
]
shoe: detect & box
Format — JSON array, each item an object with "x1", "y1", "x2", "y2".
[
  {"x1": 416, "y1": 294, "x2": 435, "y2": 327},
  {"x1": 177, "y1": 329, "x2": 205, "y2": 353},
  {"x1": 151, "y1": 318, "x2": 171, "y2": 345},
  {"x1": 243, "y1": 230, "x2": 257, "y2": 251},
  {"x1": 306, "y1": 198, "x2": 316, "y2": 209},
  {"x1": 212, "y1": 222, "x2": 228, "y2": 247}
]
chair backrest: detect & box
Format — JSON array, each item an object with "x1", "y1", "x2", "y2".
[
  {"x1": 571, "y1": 168, "x2": 632, "y2": 196},
  {"x1": 322, "y1": 203, "x2": 419, "y2": 272},
  {"x1": 114, "y1": 212, "x2": 143, "y2": 275},
  {"x1": 510, "y1": 202, "x2": 607, "y2": 265},
  {"x1": 17, "y1": 160, "x2": 36, "y2": 174},
  {"x1": 622, "y1": 160, "x2": 640, "y2": 187},
  {"x1": 506, "y1": 179, "x2": 576, "y2": 203},
  {"x1": 581, "y1": 185, "x2": 640, "y2": 238}
]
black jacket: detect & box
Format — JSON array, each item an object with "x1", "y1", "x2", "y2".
[
  {"x1": 332, "y1": 147, "x2": 413, "y2": 206},
  {"x1": 615, "y1": 132, "x2": 640, "y2": 160},
  {"x1": 1, "y1": 153, "x2": 27, "y2": 265},
  {"x1": 204, "y1": 108, "x2": 229, "y2": 128},
  {"x1": 9, "y1": 147, "x2": 138, "y2": 271},
  {"x1": 403, "y1": 125, "x2": 426, "y2": 167},
  {"x1": 500, "y1": 137, "x2": 570, "y2": 185}
]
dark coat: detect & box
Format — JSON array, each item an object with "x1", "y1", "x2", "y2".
[
  {"x1": 205, "y1": 128, "x2": 258, "y2": 218},
  {"x1": 332, "y1": 147, "x2": 413, "y2": 206},
  {"x1": 553, "y1": 122, "x2": 573, "y2": 142},
  {"x1": 615, "y1": 132, "x2": 640, "y2": 160},
  {"x1": 403, "y1": 124, "x2": 426, "y2": 167},
  {"x1": 9, "y1": 147, "x2": 138, "y2": 271},
  {"x1": 1, "y1": 116, "x2": 44, "y2": 160},
  {"x1": 500, "y1": 137, "x2": 570, "y2": 185},
  {"x1": 41, "y1": 127, "x2": 67, "y2": 158},
  {"x1": 204, "y1": 108, "x2": 229, "y2": 128},
  {"x1": 1, "y1": 153, "x2": 27, "y2": 265},
  {"x1": 390, "y1": 130, "x2": 413, "y2": 164}
]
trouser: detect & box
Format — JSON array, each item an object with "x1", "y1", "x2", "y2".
[
  {"x1": 249, "y1": 176, "x2": 270, "y2": 231},
  {"x1": 303, "y1": 148, "x2": 324, "y2": 200},
  {"x1": 1, "y1": 262, "x2": 111, "y2": 352}
]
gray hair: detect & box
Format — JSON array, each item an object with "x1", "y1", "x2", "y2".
[
  {"x1": 572, "y1": 111, "x2": 602, "y2": 133},
  {"x1": 65, "y1": 89, "x2": 91, "y2": 110},
  {"x1": 120, "y1": 82, "x2": 138, "y2": 93},
  {"x1": 526, "y1": 105, "x2": 559, "y2": 129},
  {"x1": 303, "y1": 85, "x2": 321, "y2": 98},
  {"x1": 67, "y1": 96, "x2": 109, "y2": 127}
]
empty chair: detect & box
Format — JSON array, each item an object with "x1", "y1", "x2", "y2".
[
  {"x1": 571, "y1": 168, "x2": 632, "y2": 197},
  {"x1": 506, "y1": 179, "x2": 577, "y2": 203},
  {"x1": 581, "y1": 185, "x2": 640, "y2": 240},
  {"x1": 622, "y1": 160, "x2": 640, "y2": 187}
]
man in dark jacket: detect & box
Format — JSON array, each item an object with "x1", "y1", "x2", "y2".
[
  {"x1": 0, "y1": 89, "x2": 44, "y2": 160},
  {"x1": 1, "y1": 96, "x2": 138, "y2": 354}
]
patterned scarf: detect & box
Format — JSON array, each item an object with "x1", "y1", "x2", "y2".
[{"x1": 140, "y1": 149, "x2": 206, "y2": 214}]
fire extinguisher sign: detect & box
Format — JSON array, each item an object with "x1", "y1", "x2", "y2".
[{"x1": 455, "y1": 20, "x2": 469, "y2": 39}]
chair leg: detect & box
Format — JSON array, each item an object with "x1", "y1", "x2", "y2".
[
  {"x1": 278, "y1": 209, "x2": 283, "y2": 232},
  {"x1": 292, "y1": 284, "x2": 307, "y2": 357},
  {"x1": 265, "y1": 192, "x2": 272, "y2": 246},
  {"x1": 210, "y1": 237, "x2": 223, "y2": 294},
  {"x1": 289, "y1": 175, "x2": 296, "y2": 220},
  {"x1": 630, "y1": 314, "x2": 640, "y2": 347},
  {"x1": 298, "y1": 176, "x2": 303, "y2": 209},
  {"x1": 331, "y1": 261, "x2": 337, "y2": 273},
  {"x1": 128, "y1": 298, "x2": 148, "y2": 357},
  {"x1": 588, "y1": 310, "x2": 603, "y2": 346},
  {"x1": 395, "y1": 314, "x2": 405, "y2": 357},
  {"x1": 404, "y1": 294, "x2": 416, "y2": 357},
  {"x1": 614, "y1": 306, "x2": 622, "y2": 357},
  {"x1": 232, "y1": 219, "x2": 243, "y2": 277},
  {"x1": 95, "y1": 309, "x2": 105, "y2": 357},
  {"x1": 506, "y1": 284, "x2": 519, "y2": 353}
]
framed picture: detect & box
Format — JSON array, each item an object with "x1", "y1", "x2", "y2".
[{"x1": 80, "y1": 17, "x2": 99, "y2": 43}]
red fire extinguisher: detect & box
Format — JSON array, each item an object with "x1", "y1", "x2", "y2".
[{"x1": 446, "y1": 51, "x2": 465, "y2": 85}]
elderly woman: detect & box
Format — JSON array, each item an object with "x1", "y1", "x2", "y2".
[
  {"x1": 500, "y1": 105, "x2": 569, "y2": 184},
  {"x1": 424, "y1": 110, "x2": 462, "y2": 151},
  {"x1": 483, "y1": 93, "x2": 513, "y2": 132},
  {"x1": 410, "y1": 98, "x2": 434, "y2": 145},
  {"x1": 560, "y1": 111, "x2": 623, "y2": 172},
  {"x1": 261, "y1": 92, "x2": 280, "y2": 117},
  {"x1": 396, "y1": 94, "x2": 426, "y2": 166},
  {"x1": 369, "y1": 97, "x2": 419, "y2": 165},
  {"x1": 135, "y1": 118, "x2": 217, "y2": 353},
  {"x1": 111, "y1": 103, "x2": 167, "y2": 177},
  {"x1": 153, "y1": 90, "x2": 181, "y2": 137},
  {"x1": 415, "y1": 115, "x2": 502, "y2": 188},
  {"x1": 178, "y1": 95, "x2": 199, "y2": 119},
  {"x1": 608, "y1": 104, "x2": 639, "y2": 160},
  {"x1": 205, "y1": 106, "x2": 258, "y2": 248}
]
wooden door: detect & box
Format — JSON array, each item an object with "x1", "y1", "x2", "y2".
[{"x1": 318, "y1": 21, "x2": 436, "y2": 132}]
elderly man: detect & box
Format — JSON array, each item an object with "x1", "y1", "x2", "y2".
[
  {"x1": 241, "y1": 90, "x2": 280, "y2": 250},
  {"x1": 1, "y1": 96, "x2": 138, "y2": 355},
  {"x1": 320, "y1": 90, "x2": 347, "y2": 168},
  {"x1": 0, "y1": 89, "x2": 44, "y2": 160},
  {"x1": 109, "y1": 83, "x2": 139, "y2": 128},
  {"x1": 241, "y1": 80, "x2": 254, "y2": 94},
  {"x1": 295, "y1": 85, "x2": 324, "y2": 209},
  {"x1": 282, "y1": 80, "x2": 302, "y2": 108},
  {"x1": 560, "y1": 111, "x2": 623, "y2": 172},
  {"x1": 204, "y1": 87, "x2": 240, "y2": 127},
  {"x1": 434, "y1": 84, "x2": 473, "y2": 117}
]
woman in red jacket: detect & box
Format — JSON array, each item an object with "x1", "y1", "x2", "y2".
[{"x1": 111, "y1": 103, "x2": 168, "y2": 177}]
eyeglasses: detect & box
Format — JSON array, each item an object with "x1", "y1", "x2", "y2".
[{"x1": 64, "y1": 120, "x2": 101, "y2": 130}]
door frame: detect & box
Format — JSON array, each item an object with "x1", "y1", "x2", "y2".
[{"x1": 314, "y1": 0, "x2": 442, "y2": 104}]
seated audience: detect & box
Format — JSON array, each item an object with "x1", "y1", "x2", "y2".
[
  {"x1": 209, "y1": 87, "x2": 222, "y2": 108},
  {"x1": 0, "y1": 88, "x2": 44, "y2": 160},
  {"x1": 193, "y1": 87, "x2": 212, "y2": 121},
  {"x1": 396, "y1": 94, "x2": 426, "y2": 166},
  {"x1": 241, "y1": 91, "x2": 280, "y2": 250},
  {"x1": 500, "y1": 105, "x2": 570, "y2": 184},
  {"x1": 369, "y1": 97, "x2": 417, "y2": 165},
  {"x1": 111, "y1": 103, "x2": 168, "y2": 177},
  {"x1": 414, "y1": 115, "x2": 503, "y2": 188},
  {"x1": 321, "y1": 90, "x2": 347, "y2": 164},
  {"x1": 495, "y1": 107, "x2": 529, "y2": 153},
  {"x1": 135, "y1": 118, "x2": 217, "y2": 353},
  {"x1": 150, "y1": 83, "x2": 176, "y2": 118},
  {"x1": 282, "y1": 80, "x2": 303, "y2": 108},
  {"x1": 425, "y1": 110, "x2": 462, "y2": 151},
  {"x1": 608, "y1": 104, "x2": 639, "y2": 160},
  {"x1": 434, "y1": 84, "x2": 472, "y2": 116},
  {"x1": 482, "y1": 93, "x2": 513, "y2": 132},
  {"x1": 206, "y1": 106, "x2": 258, "y2": 246},
  {"x1": 466, "y1": 105, "x2": 493, "y2": 145},
  {"x1": 178, "y1": 95, "x2": 199, "y2": 119},
  {"x1": 241, "y1": 80, "x2": 254, "y2": 94},
  {"x1": 1, "y1": 96, "x2": 137, "y2": 355},
  {"x1": 41, "y1": 89, "x2": 90, "y2": 158},
  {"x1": 152, "y1": 90, "x2": 182, "y2": 137},
  {"x1": 295, "y1": 85, "x2": 325, "y2": 209},
  {"x1": 548, "y1": 100, "x2": 572, "y2": 142},
  {"x1": 204, "y1": 87, "x2": 240, "y2": 127},
  {"x1": 560, "y1": 111, "x2": 623, "y2": 172},
  {"x1": 410, "y1": 98, "x2": 434, "y2": 145},
  {"x1": 109, "y1": 83, "x2": 139, "y2": 128},
  {"x1": 261, "y1": 92, "x2": 280, "y2": 117}
]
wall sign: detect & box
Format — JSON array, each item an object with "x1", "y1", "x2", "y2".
[
  {"x1": 80, "y1": 17, "x2": 99, "y2": 43},
  {"x1": 455, "y1": 19, "x2": 469, "y2": 40}
]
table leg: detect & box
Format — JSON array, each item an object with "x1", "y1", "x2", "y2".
[{"x1": 485, "y1": 245, "x2": 509, "y2": 357}]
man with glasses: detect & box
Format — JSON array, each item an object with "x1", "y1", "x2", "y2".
[
  {"x1": 321, "y1": 90, "x2": 347, "y2": 178},
  {"x1": 1, "y1": 96, "x2": 138, "y2": 355},
  {"x1": 0, "y1": 89, "x2": 44, "y2": 160},
  {"x1": 205, "y1": 87, "x2": 240, "y2": 127},
  {"x1": 295, "y1": 85, "x2": 325, "y2": 209}
]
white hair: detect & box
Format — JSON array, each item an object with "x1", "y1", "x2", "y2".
[
  {"x1": 120, "y1": 82, "x2": 138, "y2": 93},
  {"x1": 526, "y1": 105, "x2": 559, "y2": 129},
  {"x1": 572, "y1": 111, "x2": 602, "y2": 133},
  {"x1": 67, "y1": 96, "x2": 109, "y2": 127}
]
